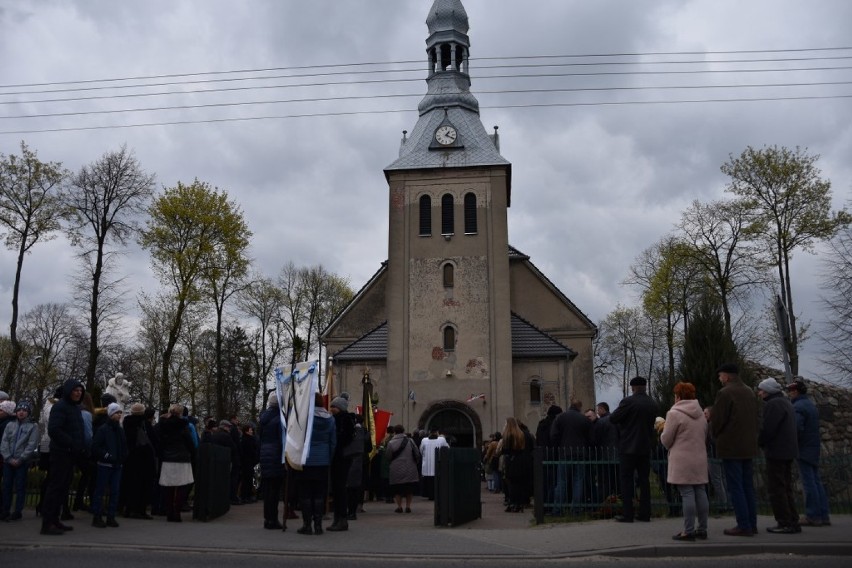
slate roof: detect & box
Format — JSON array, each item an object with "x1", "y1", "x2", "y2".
[
  {"x1": 330, "y1": 313, "x2": 574, "y2": 363},
  {"x1": 511, "y1": 312, "x2": 576, "y2": 359},
  {"x1": 332, "y1": 322, "x2": 388, "y2": 361}
]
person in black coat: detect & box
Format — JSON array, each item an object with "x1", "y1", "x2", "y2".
[
  {"x1": 40, "y1": 379, "x2": 86, "y2": 536},
  {"x1": 210, "y1": 420, "x2": 241, "y2": 505},
  {"x1": 121, "y1": 403, "x2": 158, "y2": 519},
  {"x1": 550, "y1": 401, "x2": 591, "y2": 515},
  {"x1": 156, "y1": 405, "x2": 196, "y2": 522},
  {"x1": 609, "y1": 376, "x2": 658, "y2": 523},
  {"x1": 91, "y1": 403, "x2": 128, "y2": 528},
  {"x1": 327, "y1": 395, "x2": 355, "y2": 532},
  {"x1": 257, "y1": 392, "x2": 285, "y2": 529},
  {"x1": 757, "y1": 378, "x2": 800, "y2": 533},
  {"x1": 239, "y1": 424, "x2": 259, "y2": 503}
]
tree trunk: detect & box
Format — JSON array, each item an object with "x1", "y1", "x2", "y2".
[
  {"x1": 2, "y1": 239, "x2": 27, "y2": 392},
  {"x1": 85, "y1": 239, "x2": 105, "y2": 386}
]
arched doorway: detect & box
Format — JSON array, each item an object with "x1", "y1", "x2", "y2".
[{"x1": 418, "y1": 400, "x2": 482, "y2": 448}]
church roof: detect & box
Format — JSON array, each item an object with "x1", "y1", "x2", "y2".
[
  {"x1": 333, "y1": 322, "x2": 388, "y2": 361},
  {"x1": 511, "y1": 312, "x2": 576, "y2": 359},
  {"x1": 330, "y1": 314, "x2": 575, "y2": 363}
]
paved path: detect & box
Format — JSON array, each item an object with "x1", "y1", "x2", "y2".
[{"x1": 2, "y1": 485, "x2": 849, "y2": 559}]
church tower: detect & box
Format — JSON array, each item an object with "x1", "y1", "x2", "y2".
[{"x1": 384, "y1": 0, "x2": 514, "y2": 433}]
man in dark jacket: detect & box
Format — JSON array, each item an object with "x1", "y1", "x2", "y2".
[
  {"x1": 328, "y1": 395, "x2": 355, "y2": 532},
  {"x1": 40, "y1": 379, "x2": 86, "y2": 535},
  {"x1": 210, "y1": 420, "x2": 242, "y2": 505},
  {"x1": 258, "y1": 392, "x2": 284, "y2": 529},
  {"x1": 594, "y1": 402, "x2": 619, "y2": 501},
  {"x1": 757, "y1": 377, "x2": 800, "y2": 534},
  {"x1": 711, "y1": 362, "x2": 759, "y2": 537},
  {"x1": 786, "y1": 380, "x2": 830, "y2": 527},
  {"x1": 610, "y1": 376, "x2": 658, "y2": 523},
  {"x1": 550, "y1": 401, "x2": 590, "y2": 515}
]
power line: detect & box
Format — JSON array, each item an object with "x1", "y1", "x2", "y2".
[
  {"x1": 4, "y1": 80, "x2": 851, "y2": 121},
  {"x1": 2, "y1": 46, "x2": 850, "y2": 89},
  {"x1": 2, "y1": 93, "x2": 849, "y2": 136}
]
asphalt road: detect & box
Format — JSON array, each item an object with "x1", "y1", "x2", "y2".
[{"x1": 6, "y1": 549, "x2": 851, "y2": 567}]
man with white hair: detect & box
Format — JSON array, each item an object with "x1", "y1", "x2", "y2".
[{"x1": 757, "y1": 377, "x2": 800, "y2": 534}]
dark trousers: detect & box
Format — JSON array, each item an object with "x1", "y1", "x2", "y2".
[
  {"x1": 298, "y1": 467, "x2": 329, "y2": 524},
  {"x1": 620, "y1": 453, "x2": 651, "y2": 521},
  {"x1": 766, "y1": 458, "x2": 799, "y2": 527},
  {"x1": 42, "y1": 451, "x2": 75, "y2": 528},
  {"x1": 262, "y1": 476, "x2": 283, "y2": 524},
  {"x1": 330, "y1": 457, "x2": 352, "y2": 521}
]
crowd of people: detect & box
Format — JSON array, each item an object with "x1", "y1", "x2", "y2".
[
  {"x1": 481, "y1": 364, "x2": 832, "y2": 542},
  {"x1": 0, "y1": 361, "x2": 834, "y2": 541}
]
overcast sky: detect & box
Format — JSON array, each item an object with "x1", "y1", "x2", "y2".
[{"x1": 1, "y1": 0, "x2": 850, "y2": 406}]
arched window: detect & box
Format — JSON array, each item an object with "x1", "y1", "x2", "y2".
[
  {"x1": 443, "y1": 326, "x2": 456, "y2": 351},
  {"x1": 443, "y1": 263, "x2": 454, "y2": 288},
  {"x1": 464, "y1": 192, "x2": 477, "y2": 234},
  {"x1": 530, "y1": 379, "x2": 542, "y2": 404},
  {"x1": 441, "y1": 194, "x2": 454, "y2": 235},
  {"x1": 419, "y1": 195, "x2": 432, "y2": 236}
]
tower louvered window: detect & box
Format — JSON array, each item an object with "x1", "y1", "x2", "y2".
[
  {"x1": 419, "y1": 195, "x2": 431, "y2": 236},
  {"x1": 464, "y1": 192, "x2": 477, "y2": 234},
  {"x1": 443, "y1": 326, "x2": 456, "y2": 351},
  {"x1": 441, "y1": 194, "x2": 454, "y2": 235}
]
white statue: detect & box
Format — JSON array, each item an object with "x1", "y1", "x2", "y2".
[{"x1": 105, "y1": 372, "x2": 132, "y2": 405}]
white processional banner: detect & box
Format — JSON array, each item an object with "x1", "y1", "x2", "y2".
[{"x1": 274, "y1": 360, "x2": 318, "y2": 471}]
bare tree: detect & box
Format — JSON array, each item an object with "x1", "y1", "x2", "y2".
[
  {"x1": 818, "y1": 220, "x2": 852, "y2": 386},
  {"x1": 678, "y1": 199, "x2": 768, "y2": 342},
  {"x1": 0, "y1": 142, "x2": 69, "y2": 391},
  {"x1": 67, "y1": 145, "x2": 155, "y2": 386}
]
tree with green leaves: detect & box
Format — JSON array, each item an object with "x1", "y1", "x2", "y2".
[
  {"x1": 678, "y1": 199, "x2": 767, "y2": 343},
  {"x1": 722, "y1": 145, "x2": 850, "y2": 375},
  {"x1": 676, "y1": 295, "x2": 747, "y2": 409},
  {"x1": 627, "y1": 235, "x2": 704, "y2": 385},
  {"x1": 139, "y1": 179, "x2": 251, "y2": 410},
  {"x1": 0, "y1": 142, "x2": 69, "y2": 391},
  {"x1": 67, "y1": 145, "x2": 155, "y2": 387}
]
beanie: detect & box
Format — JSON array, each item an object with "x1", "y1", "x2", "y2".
[
  {"x1": 0, "y1": 390, "x2": 8, "y2": 401},
  {"x1": 267, "y1": 391, "x2": 279, "y2": 407},
  {"x1": 130, "y1": 403, "x2": 145, "y2": 416},
  {"x1": 107, "y1": 402, "x2": 123, "y2": 417},
  {"x1": 758, "y1": 377, "x2": 782, "y2": 395},
  {"x1": 330, "y1": 396, "x2": 349, "y2": 412},
  {"x1": 0, "y1": 401, "x2": 16, "y2": 415},
  {"x1": 15, "y1": 401, "x2": 31, "y2": 414}
]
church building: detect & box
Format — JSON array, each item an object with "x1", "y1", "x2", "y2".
[{"x1": 321, "y1": 0, "x2": 596, "y2": 447}]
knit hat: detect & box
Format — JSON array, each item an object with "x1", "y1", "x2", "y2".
[
  {"x1": 0, "y1": 391, "x2": 8, "y2": 401},
  {"x1": 267, "y1": 391, "x2": 279, "y2": 407},
  {"x1": 107, "y1": 402, "x2": 123, "y2": 417},
  {"x1": 130, "y1": 403, "x2": 145, "y2": 416},
  {"x1": 15, "y1": 401, "x2": 31, "y2": 413},
  {"x1": 758, "y1": 377, "x2": 782, "y2": 394},
  {"x1": 330, "y1": 396, "x2": 349, "y2": 412},
  {"x1": 219, "y1": 419, "x2": 232, "y2": 429},
  {"x1": 0, "y1": 401, "x2": 16, "y2": 415}
]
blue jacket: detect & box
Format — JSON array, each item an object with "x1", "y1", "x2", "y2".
[
  {"x1": 92, "y1": 418, "x2": 128, "y2": 466},
  {"x1": 257, "y1": 405, "x2": 284, "y2": 478},
  {"x1": 304, "y1": 408, "x2": 336, "y2": 467},
  {"x1": 792, "y1": 394, "x2": 821, "y2": 465}
]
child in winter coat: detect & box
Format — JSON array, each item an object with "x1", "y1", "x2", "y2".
[
  {"x1": 91, "y1": 403, "x2": 128, "y2": 528},
  {"x1": 0, "y1": 401, "x2": 39, "y2": 520}
]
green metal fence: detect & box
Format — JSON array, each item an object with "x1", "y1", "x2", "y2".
[{"x1": 533, "y1": 446, "x2": 852, "y2": 524}]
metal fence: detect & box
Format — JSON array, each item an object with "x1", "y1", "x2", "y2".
[{"x1": 532, "y1": 446, "x2": 852, "y2": 524}]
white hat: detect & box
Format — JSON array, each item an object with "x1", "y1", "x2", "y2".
[{"x1": 107, "y1": 402, "x2": 123, "y2": 417}]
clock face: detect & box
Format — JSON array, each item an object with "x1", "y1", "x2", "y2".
[{"x1": 435, "y1": 125, "x2": 457, "y2": 146}]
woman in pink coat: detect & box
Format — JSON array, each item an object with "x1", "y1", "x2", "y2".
[{"x1": 661, "y1": 382, "x2": 709, "y2": 541}]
